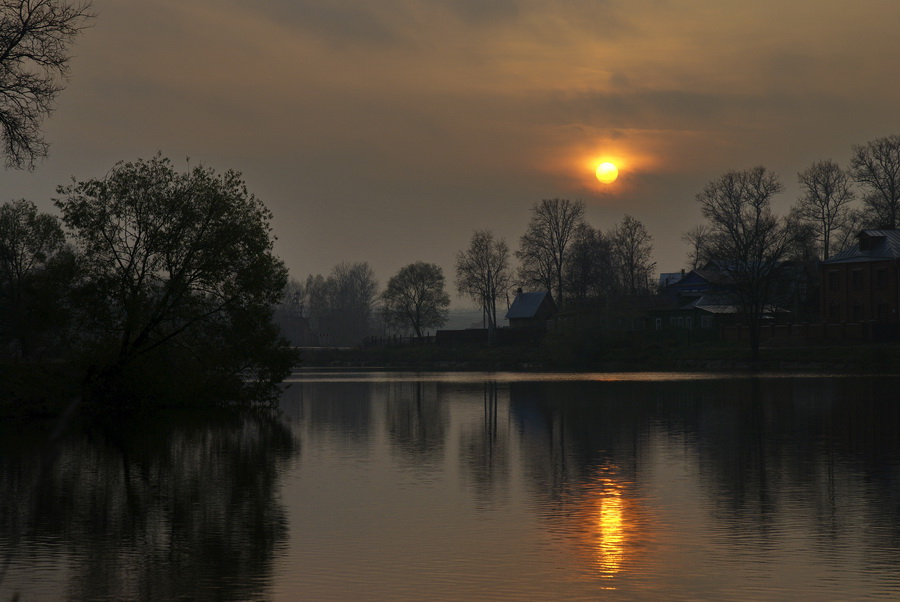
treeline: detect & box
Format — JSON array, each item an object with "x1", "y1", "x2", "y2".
[
  {"x1": 280, "y1": 133, "x2": 900, "y2": 357},
  {"x1": 278, "y1": 200, "x2": 656, "y2": 347},
  {"x1": 1, "y1": 156, "x2": 296, "y2": 406}
]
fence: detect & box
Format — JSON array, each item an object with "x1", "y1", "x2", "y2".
[
  {"x1": 363, "y1": 335, "x2": 436, "y2": 348},
  {"x1": 435, "y1": 328, "x2": 547, "y2": 347}
]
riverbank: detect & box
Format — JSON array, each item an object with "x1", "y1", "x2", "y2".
[
  {"x1": 0, "y1": 361, "x2": 82, "y2": 418},
  {"x1": 297, "y1": 339, "x2": 900, "y2": 374},
  {"x1": 4, "y1": 340, "x2": 896, "y2": 418}
]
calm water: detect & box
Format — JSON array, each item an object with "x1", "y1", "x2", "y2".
[{"x1": 3, "y1": 371, "x2": 900, "y2": 600}]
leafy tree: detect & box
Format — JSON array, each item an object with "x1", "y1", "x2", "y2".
[
  {"x1": 0, "y1": 0, "x2": 94, "y2": 169},
  {"x1": 849, "y1": 134, "x2": 900, "y2": 229},
  {"x1": 0, "y1": 198, "x2": 68, "y2": 356},
  {"x1": 456, "y1": 229, "x2": 512, "y2": 344},
  {"x1": 610, "y1": 214, "x2": 655, "y2": 295},
  {"x1": 55, "y1": 155, "x2": 294, "y2": 403},
  {"x1": 516, "y1": 198, "x2": 585, "y2": 307},
  {"x1": 382, "y1": 261, "x2": 449, "y2": 338},
  {"x1": 793, "y1": 159, "x2": 856, "y2": 260},
  {"x1": 695, "y1": 166, "x2": 789, "y2": 360}
]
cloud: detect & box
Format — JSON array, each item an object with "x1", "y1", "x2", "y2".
[{"x1": 7, "y1": 0, "x2": 900, "y2": 289}]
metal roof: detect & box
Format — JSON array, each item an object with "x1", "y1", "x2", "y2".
[
  {"x1": 505, "y1": 291, "x2": 553, "y2": 319},
  {"x1": 823, "y1": 229, "x2": 900, "y2": 264}
]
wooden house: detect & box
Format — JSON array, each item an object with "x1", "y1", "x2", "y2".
[{"x1": 505, "y1": 290, "x2": 556, "y2": 328}]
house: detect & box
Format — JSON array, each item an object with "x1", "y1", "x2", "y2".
[
  {"x1": 649, "y1": 261, "x2": 791, "y2": 336},
  {"x1": 657, "y1": 271, "x2": 685, "y2": 292},
  {"x1": 646, "y1": 293, "x2": 745, "y2": 336},
  {"x1": 820, "y1": 229, "x2": 900, "y2": 323},
  {"x1": 505, "y1": 289, "x2": 556, "y2": 328}
]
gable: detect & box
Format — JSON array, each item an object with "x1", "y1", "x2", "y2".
[{"x1": 505, "y1": 291, "x2": 555, "y2": 320}]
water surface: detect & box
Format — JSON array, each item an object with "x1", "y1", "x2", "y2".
[{"x1": 3, "y1": 371, "x2": 900, "y2": 600}]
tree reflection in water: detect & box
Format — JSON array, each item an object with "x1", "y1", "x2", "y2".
[
  {"x1": 508, "y1": 376, "x2": 900, "y2": 590},
  {"x1": 0, "y1": 407, "x2": 298, "y2": 600}
]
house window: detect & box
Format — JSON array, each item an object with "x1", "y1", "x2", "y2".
[
  {"x1": 828, "y1": 271, "x2": 839, "y2": 291},
  {"x1": 655, "y1": 318, "x2": 661, "y2": 330},
  {"x1": 852, "y1": 302, "x2": 863, "y2": 321},
  {"x1": 677, "y1": 316, "x2": 684, "y2": 328},
  {"x1": 829, "y1": 302, "x2": 839, "y2": 321},
  {"x1": 798, "y1": 283, "x2": 807, "y2": 296},
  {"x1": 877, "y1": 302, "x2": 889, "y2": 322},
  {"x1": 852, "y1": 269, "x2": 863, "y2": 290},
  {"x1": 877, "y1": 268, "x2": 887, "y2": 289},
  {"x1": 701, "y1": 315, "x2": 713, "y2": 329},
  {"x1": 669, "y1": 317, "x2": 677, "y2": 327},
  {"x1": 685, "y1": 317, "x2": 693, "y2": 330}
]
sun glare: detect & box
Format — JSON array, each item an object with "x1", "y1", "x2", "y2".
[{"x1": 596, "y1": 162, "x2": 618, "y2": 184}]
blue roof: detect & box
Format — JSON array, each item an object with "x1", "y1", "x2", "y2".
[{"x1": 505, "y1": 291, "x2": 553, "y2": 319}]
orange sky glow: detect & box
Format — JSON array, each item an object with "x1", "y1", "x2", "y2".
[{"x1": 4, "y1": 0, "x2": 900, "y2": 305}]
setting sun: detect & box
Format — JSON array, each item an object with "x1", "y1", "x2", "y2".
[{"x1": 595, "y1": 162, "x2": 618, "y2": 184}]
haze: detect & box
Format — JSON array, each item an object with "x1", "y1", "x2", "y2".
[{"x1": 4, "y1": 0, "x2": 899, "y2": 307}]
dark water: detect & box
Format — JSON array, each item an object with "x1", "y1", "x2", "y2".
[{"x1": 3, "y1": 371, "x2": 900, "y2": 600}]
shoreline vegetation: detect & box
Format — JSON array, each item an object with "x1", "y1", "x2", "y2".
[
  {"x1": 297, "y1": 337, "x2": 898, "y2": 374},
  {"x1": 2, "y1": 338, "x2": 897, "y2": 418}
]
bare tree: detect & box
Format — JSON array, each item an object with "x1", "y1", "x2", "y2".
[
  {"x1": 696, "y1": 166, "x2": 789, "y2": 360},
  {"x1": 832, "y1": 206, "x2": 867, "y2": 254},
  {"x1": 849, "y1": 134, "x2": 900, "y2": 229},
  {"x1": 784, "y1": 212, "x2": 819, "y2": 263},
  {"x1": 681, "y1": 224, "x2": 710, "y2": 271},
  {"x1": 0, "y1": 0, "x2": 94, "y2": 169},
  {"x1": 515, "y1": 198, "x2": 585, "y2": 307},
  {"x1": 456, "y1": 230, "x2": 512, "y2": 344},
  {"x1": 793, "y1": 160, "x2": 856, "y2": 260},
  {"x1": 564, "y1": 223, "x2": 613, "y2": 304},
  {"x1": 382, "y1": 261, "x2": 450, "y2": 338},
  {"x1": 610, "y1": 214, "x2": 655, "y2": 295},
  {"x1": 295, "y1": 262, "x2": 378, "y2": 346}
]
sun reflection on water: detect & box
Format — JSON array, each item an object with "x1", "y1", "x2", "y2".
[{"x1": 593, "y1": 479, "x2": 626, "y2": 577}]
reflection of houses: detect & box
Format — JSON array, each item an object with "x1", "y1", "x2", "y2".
[
  {"x1": 820, "y1": 229, "x2": 900, "y2": 324},
  {"x1": 505, "y1": 289, "x2": 556, "y2": 328}
]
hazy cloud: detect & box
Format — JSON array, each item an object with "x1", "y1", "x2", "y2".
[{"x1": 4, "y1": 0, "x2": 900, "y2": 300}]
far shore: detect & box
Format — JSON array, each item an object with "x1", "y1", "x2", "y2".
[
  {"x1": 295, "y1": 340, "x2": 900, "y2": 375},
  {"x1": 4, "y1": 340, "x2": 896, "y2": 418}
]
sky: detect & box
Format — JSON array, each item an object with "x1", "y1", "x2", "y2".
[{"x1": 4, "y1": 0, "x2": 900, "y2": 307}]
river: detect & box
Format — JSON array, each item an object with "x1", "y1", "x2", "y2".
[{"x1": 2, "y1": 370, "x2": 900, "y2": 600}]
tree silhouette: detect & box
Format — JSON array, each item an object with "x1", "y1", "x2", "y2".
[
  {"x1": 456, "y1": 230, "x2": 512, "y2": 344},
  {"x1": 695, "y1": 166, "x2": 789, "y2": 360},
  {"x1": 516, "y1": 198, "x2": 585, "y2": 308},
  {"x1": 382, "y1": 261, "x2": 450, "y2": 338},
  {"x1": 55, "y1": 154, "x2": 294, "y2": 403},
  {"x1": 850, "y1": 134, "x2": 900, "y2": 229},
  {"x1": 0, "y1": 0, "x2": 93, "y2": 169}
]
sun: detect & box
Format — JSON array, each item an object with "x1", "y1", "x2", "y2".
[{"x1": 596, "y1": 162, "x2": 618, "y2": 184}]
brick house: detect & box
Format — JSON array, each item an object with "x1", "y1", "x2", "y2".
[{"x1": 820, "y1": 229, "x2": 900, "y2": 323}]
